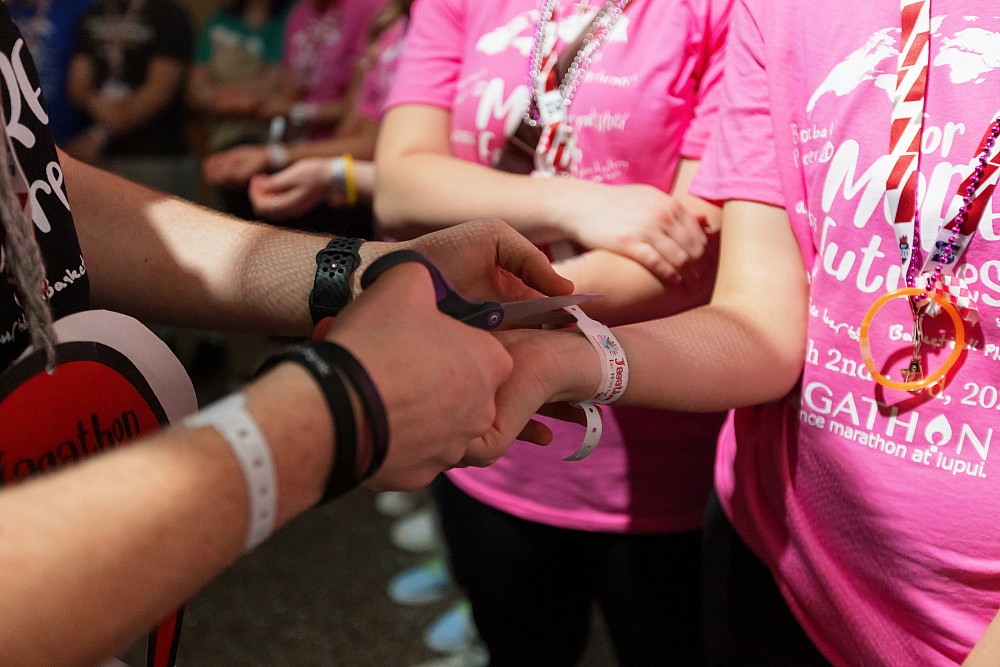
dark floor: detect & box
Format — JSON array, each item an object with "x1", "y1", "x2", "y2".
[{"x1": 138, "y1": 329, "x2": 617, "y2": 667}]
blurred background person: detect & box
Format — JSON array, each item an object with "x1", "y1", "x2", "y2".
[
  {"x1": 246, "y1": 0, "x2": 412, "y2": 237},
  {"x1": 186, "y1": 0, "x2": 293, "y2": 219},
  {"x1": 201, "y1": 0, "x2": 384, "y2": 229},
  {"x1": 8, "y1": 0, "x2": 95, "y2": 145},
  {"x1": 64, "y1": 0, "x2": 197, "y2": 201}
]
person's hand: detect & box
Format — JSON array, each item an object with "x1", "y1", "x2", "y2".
[
  {"x1": 202, "y1": 145, "x2": 270, "y2": 187},
  {"x1": 552, "y1": 180, "x2": 709, "y2": 284},
  {"x1": 477, "y1": 326, "x2": 599, "y2": 453},
  {"x1": 248, "y1": 159, "x2": 342, "y2": 220},
  {"x1": 359, "y1": 218, "x2": 575, "y2": 304},
  {"x1": 325, "y1": 261, "x2": 518, "y2": 489}
]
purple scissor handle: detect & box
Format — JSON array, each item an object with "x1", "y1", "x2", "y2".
[{"x1": 360, "y1": 250, "x2": 600, "y2": 330}]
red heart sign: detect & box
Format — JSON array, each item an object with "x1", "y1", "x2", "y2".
[{"x1": 0, "y1": 311, "x2": 196, "y2": 667}]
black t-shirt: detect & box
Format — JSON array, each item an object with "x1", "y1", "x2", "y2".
[
  {"x1": 0, "y1": 5, "x2": 90, "y2": 371},
  {"x1": 73, "y1": 0, "x2": 194, "y2": 157}
]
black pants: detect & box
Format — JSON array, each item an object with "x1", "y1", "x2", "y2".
[
  {"x1": 433, "y1": 475, "x2": 704, "y2": 666},
  {"x1": 702, "y1": 491, "x2": 831, "y2": 666}
]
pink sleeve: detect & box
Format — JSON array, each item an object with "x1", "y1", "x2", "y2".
[
  {"x1": 690, "y1": 0, "x2": 785, "y2": 207},
  {"x1": 384, "y1": 0, "x2": 465, "y2": 111},
  {"x1": 680, "y1": 0, "x2": 735, "y2": 158}
]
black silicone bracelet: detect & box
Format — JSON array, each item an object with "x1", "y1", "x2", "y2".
[
  {"x1": 308, "y1": 237, "x2": 364, "y2": 325},
  {"x1": 256, "y1": 343, "x2": 357, "y2": 504},
  {"x1": 322, "y1": 343, "x2": 389, "y2": 481}
]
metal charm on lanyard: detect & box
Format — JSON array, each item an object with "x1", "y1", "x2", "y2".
[{"x1": 859, "y1": 0, "x2": 998, "y2": 392}]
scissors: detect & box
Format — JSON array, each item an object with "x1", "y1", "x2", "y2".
[{"x1": 360, "y1": 249, "x2": 601, "y2": 330}]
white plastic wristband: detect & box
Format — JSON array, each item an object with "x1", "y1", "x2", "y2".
[
  {"x1": 266, "y1": 142, "x2": 290, "y2": 170},
  {"x1": 329, "y1": 156, "x2": 348, "y2": 195},
  {"x1": 561, "y1": 305, "x2": 629, "y2": 461},
  {"x1": 290, "y1": 101, "x2": 319, "y2": 126},
  {"x1": 184, "y1": 393, "x2": 277, "y2": 553}
]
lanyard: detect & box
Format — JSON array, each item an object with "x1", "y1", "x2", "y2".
[{"x1": 861, "y1": 0, "x2": 1000, "y2": 390}]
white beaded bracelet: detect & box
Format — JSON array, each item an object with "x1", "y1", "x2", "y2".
[
  {"x1": 184, "y1": 393, "x2": 277, "y2": 553},
  {"x1": 561, "y1": 305, "x2": 629, "y2": 461}
]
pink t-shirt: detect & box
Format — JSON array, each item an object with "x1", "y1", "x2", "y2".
[
  {"x1": 284, "y1": 0, "x2": 383, "y2": 105},
  {"x1": 693, "y1": 0, "x2": 1000, "y2": 663},
  {"x1": 356, "y1": 17, "x2": 408, "y2": 121},
  {"x1": 389, "y1": 0, "x2": 732, "y2": 533}
]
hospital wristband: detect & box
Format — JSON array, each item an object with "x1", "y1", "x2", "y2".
[
  {"x1": 560, "y1": 306, "x2": 629, "y2": 461},
  {"x1": 184, "y1": 393, "x2": 277, "y2": 553},
  {"x1": 565, "y1": 305, "x2": 629, "y2": 404}
]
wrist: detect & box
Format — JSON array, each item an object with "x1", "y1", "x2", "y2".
[
  {"x1": 255, "y1": 341, "x2": 388, "y2": 504},
  {"x1": 308, "y1": 237, "x2": 365, "y2": 324},
  {"x1": 504, "y1": 327, "x2": 600, "y2": 404},
  {"x1": 242, "y1": 362, "x2": 334, "y2": 515},
  {"x1": 556, "y1": 329, "x2": 606, "y2": 403},
  {"x1": 535, "y1": 176, "x2": 584, "y2": 241}
]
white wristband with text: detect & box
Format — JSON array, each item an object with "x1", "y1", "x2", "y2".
[
  {"x1": 184, "y1": 393, "x2": 277, "y2": 553},
  {"x1": 561, "y1": 305, "x2": 629, "y2": 461}
]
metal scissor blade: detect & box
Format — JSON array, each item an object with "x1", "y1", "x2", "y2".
[{"x1": 500, "y1": 293, "x2": 603, "y2": 325}]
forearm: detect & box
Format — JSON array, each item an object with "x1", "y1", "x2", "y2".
[
  {"x1": 374, "y1": 106, "x2": 568, "y2": 241},
  {"x1": 287, "y1": 119, "x2": 379, "y2": 162},
  {"x1": 530, "y1": 295, "x2": 804, "y2": 414},
  {"x1": 63, "y1": 152, "x2": 326, "y2": 335},
  {"x1": 544, "y1": 158, "x2": 720, "y2": 324},
  {"x1": 0, "y1": 363, "x2": 333, "y2": 667},
  {"x1": 608, "y1": 201, "x2": 807, "y2": 410},
  {"x1": 555, "y1": 244, "x2": 717, "y2": 326},
  {"x1": 375, "y1": 150, "x2": 568, "y2": 241},
  {"x1": 502, "y1": 200, "x2": 808, "y2": 417}
]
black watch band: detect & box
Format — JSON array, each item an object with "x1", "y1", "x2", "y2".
[{"x1": 308, "y1": 237, "x2": 364, "y2": 325}]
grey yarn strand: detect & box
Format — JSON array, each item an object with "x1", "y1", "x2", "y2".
[{"x1": 0, "y1": 126, "x2": 57, "y2": 371}]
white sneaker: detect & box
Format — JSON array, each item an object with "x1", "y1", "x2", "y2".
[{"x1": 390, "y1": 507, "x2": 441, "y2": 553}]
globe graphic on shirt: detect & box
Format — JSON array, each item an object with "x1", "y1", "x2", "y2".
[
  {"x1": 806, "y1": 15, "x2": 1000, "y2": 113},
  {"x1": 474, "y1": 8, "x2": 631, "y2": 58}
]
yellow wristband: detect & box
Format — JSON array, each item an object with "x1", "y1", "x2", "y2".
[{"x1": 342, "y1": 154, "x2": 358, "y2": 206}]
